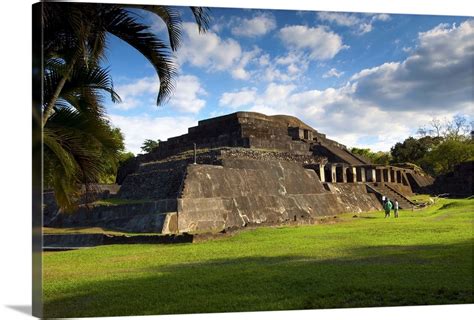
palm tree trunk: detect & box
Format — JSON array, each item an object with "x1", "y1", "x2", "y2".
[{"x1": 42, "y1": 55, "x2": 79, "y2": 127}]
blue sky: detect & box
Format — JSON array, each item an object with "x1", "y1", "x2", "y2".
[{"x1": 102, "y1": 7, "x2": 473, "y2": 154}]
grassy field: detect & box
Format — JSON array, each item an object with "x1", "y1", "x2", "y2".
[{"x1": 42, "y1": 198, "x2": 474, "y2": 318}]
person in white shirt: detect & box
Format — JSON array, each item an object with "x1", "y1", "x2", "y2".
[{"x1": 394, "y1": 199, "x2": 399, "y2": 218}]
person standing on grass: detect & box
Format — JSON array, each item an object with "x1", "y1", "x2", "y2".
[
  {"x1": 394, "y1": 199, "x2": 399, "y2": 218},
  {"x1": 384, "y1": 198, "x2": 392, "y2": 218}
]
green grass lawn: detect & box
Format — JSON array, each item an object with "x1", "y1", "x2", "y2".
[{"x1": 42, "y1": 198, "x2": 474, "y2": 318}]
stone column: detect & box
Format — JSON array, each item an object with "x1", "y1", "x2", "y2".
[
  {"x1": 386, "y1": 168, "x2": 392, "y2": 182},
  {"x1": 351, "y1": 167, "x2": 357, "y2": 183},
  {"x1": 360, "y1": 167, "x2": 366, "y2": 182},
  {"x1": 318, "y1": 164, "x2": 325, "y2": 182},
  {"x1": 331, "y1": 164, "x2": 337, "y2": 183}
]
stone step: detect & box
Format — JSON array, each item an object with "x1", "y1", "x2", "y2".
[
  {"x1": 378, "y1": 186, "x2": 415, "y2": 207},
  {"x1": 366, "y1": 183, "x2": 414, "y2": 209}
]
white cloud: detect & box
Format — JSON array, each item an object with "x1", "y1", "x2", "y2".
[
  {"x1": 317, "y1": 12, "x2": 391, "y2": 35},
  {"x1": 358, "y1": 23, "x2": 372, "y2": 34},
  {"x1": 272, "y1": 52, "x2": 309, "y2": 77},
  {"x1": 178, "y1": 23, "x2": 266, "y2": 81},
  {"x1": 218, "y1": 20, "x2": 474, "y2": 151},
  {"x1": 121, "y1": 19, "x2": 473, "y2": 154},
  {"x1": 178, "y1": 22, "x2": 242, "y2": 71},
  {"x1": 373, "y1": 13, "x2": 391, "y2": 22},
  {"x1": 219, "y1": 83, "x2": 296, "y2": 110},
  {"x1": 218, "y1": 18, "x2": 474, "y2": 152},
  {"x1": 323, "y1": 68, "x2": 344, "y2": 78},
  {"x1": 219, "y1": 88, "x2": 258, "y2": 108},
  {"x1": 222, "y1": 51, "x2": 310, "y2": 84},
  {"x1": 167, "y1": 75, "x2": 206, "y2": 113},
  {"x1": 279, "y1": 25, "x2": 349, "y2": 60},
  {"x1": 112, "y1": 74, "x2": 206, "y2": 114},
  {"x1": 351, "y1": 19, "x2": 474, "y2": 111},
  {"x1": 258, "y1": 54, "x2": 270, "y2": 66},
  {"x1": 230, "y1": 46, "x2": 262, "y2": 80},
  {"x1": 248, "y1": 104, "x2": 280, "y2": 115},
  {"x1": 260, "y1": 83, "x2": 297, "y2": 106},
  {"x1": 260, "y1": 63, "x2": 300, "y2": 83},
  {"x1": 113, "y1": 76, "x2": 158, "y2": 110},
  {"x1": 231, "y1": 13, "x2": 277, "y2": 37},
  {"x1": 109, "y1": 114, "x2": 198, "y2": 154},
  {"x1": 317, "y1": 12, "x2": 360, "y2": 27},
  {"x1": 219, "y1": 83, "x2": 295, "y2": 112}
]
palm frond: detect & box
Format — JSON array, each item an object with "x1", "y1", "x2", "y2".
[
  {"x1": 104, "y1": 8, "x2": 177, "y2": 105},
  {"x1": 45, "y1": 61, "x2": 121, "y2": 114},
  {"x1": 126, "y1": 5, "x2": 183, "y2": 51},
  {"x1": 190, "y1": 7, "x2": 211, "y2": 33}
]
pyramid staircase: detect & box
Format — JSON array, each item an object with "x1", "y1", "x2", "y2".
[{"x1": 366, "y1": 183, "x2": 417, "y2": 209}]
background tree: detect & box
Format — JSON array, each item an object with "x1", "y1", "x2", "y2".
[
  {"x1": 390, "y1": 137, "x2": 441, "y2": 164},
  {"x1": 141, "y1": 139, "x2": 161, "y2": 153},
  {"x1": 445, "y1": 115, "x2": 472, "y2": 140},
  {"x1": 420, "y1": 139, "x2": 474, "y2": 175},
  {"x1": 390, "y1": 115, "x2": 473, "y2": 176},
  {"x1": 351, "y1": 148, "x2": 392, "y2": 165},
  {"x1": 97, "y1": 129, "x2": 136, "y2": 184}
]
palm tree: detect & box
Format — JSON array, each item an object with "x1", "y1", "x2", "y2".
[
  {"x1": 41, "y1": 3, "x2": 210, "y2": 210},
  {"x1": 43, "y1": 57, "x2": 125, "y2": 210},
  {"x1": 42, "y1": 3, "x2": 210, "y2": 126}
]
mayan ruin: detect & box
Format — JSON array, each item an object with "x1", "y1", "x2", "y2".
[{"x1": 45, "y1": 111, "x2": 435, "y2": 235}]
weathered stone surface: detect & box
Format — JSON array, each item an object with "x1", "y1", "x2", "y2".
[
  {"x1": 329, "y1": 184, "x2": 382, "y2": 213},
  {"x1": 118, "y1": 168, "x2": 185, "y2": 200},
  {"x1": 171, "y1": 160, "x2": 382, "y2": 233},
  {"x1": 220, "y1": 148, "x2": 325, "y2": 164},
  {"x1": 47, "y1": 200, "x2": 177, "y2": 233},
  {"x1": 182, "y1": 160, "x2": 326, "y2": 198},
  {"x1": 52, "y1": 159, "x2": 383, "y2": 234}
]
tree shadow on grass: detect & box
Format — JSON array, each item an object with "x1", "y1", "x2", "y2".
[{"x1": 43, "y1": 240, "x2": 474, "y2": 318}]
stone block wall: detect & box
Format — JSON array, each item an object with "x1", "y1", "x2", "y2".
[
  {"x1": 329, "y1": 184, "x2": 382, "y2": 213},
  {"x1": 47, "y1": 199, "x2": 177, "y2": 233},
  {"x1": 182, "y1": 160, "x2": 327, "y2": 198},
  {"x1": 48, "y1": 158, "x2": 384, "y2": 234},
  {"x1": 118, "y1": 168, "x2": 185, "y2": 200},
  {"x1": 174, "y1": 159, "x2": 382, "y2": 233}
]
